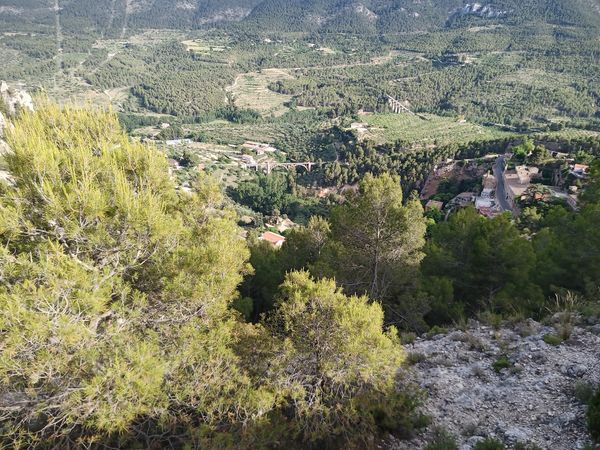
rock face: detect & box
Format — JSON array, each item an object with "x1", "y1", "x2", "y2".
[
  {"x1": 0, "y1": 81, "x2": 34, "y2": 158},
  {"x1": 392, "y1": 321, "x2": 600, "y2": 450},
  {"x1": 0, "y1": 81, "x2": 34, "y2": 116},
  {"x1": 0, "y1": 111, "x2": 6, "y2": 138},
  {"x1": 451, "y1": 3, "x2": 511, "y2": 20}
]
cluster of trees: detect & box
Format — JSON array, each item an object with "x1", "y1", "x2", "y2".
[
  {"x1": 230, "y1": 172, "x2": 330, "y2": 221},
  {"x1": 85, "y1": 42, "x2": 237, "y2": 117},
  {"x1": 0, "y1": 106, "x2": 420, "y2": 448},
  {"x1": 240, "y1": 174, "x2": 427, "y2": 328}
]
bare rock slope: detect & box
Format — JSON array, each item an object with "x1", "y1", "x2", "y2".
[{"x1": 395, "y1": 320, "x2": 600, "y2": 449}]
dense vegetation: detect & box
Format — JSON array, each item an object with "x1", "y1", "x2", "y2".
[
  {"x1": 0, "y1": 106, "x2": 418, "y2": 448},
  {"x1": 241, "y1": 155, "x2": 600, "y2": 331},
  {"x1": 2, "y1": 0, "x2": 600, "y2": 128},
  {"x1": 1, "y1": 1, "x2": 600, "y2": 446},
  {"x1": 11, "y1": 0, "x2": 597, "y2": 33}
]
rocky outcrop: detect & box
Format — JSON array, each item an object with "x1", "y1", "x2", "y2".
[
  {"x1": 0, "y1": 111, "x2": 6, "y2": 138},
  {"x1": 0, "y1": 81, "x2": 34, "y2": 116},
  {"x1": 0, "y1": 80, "x2": 34, "y2": 162},
  {"x1": 450, "y1": 3, "x2": 511, "y2": 20},
  {"x1": 392, "y1": 320, "x2": 599, "y2": 449}
]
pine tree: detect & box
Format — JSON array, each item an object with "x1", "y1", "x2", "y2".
[
  {"x1": 315, "y1": 173, "x2": 427, "y2": 327},
  {"x1": 0, "y1": 104, "x2": 273, "y2": 447},
  {"x1": 264, "y1": 271, "x2": 412, "y2": 445}
]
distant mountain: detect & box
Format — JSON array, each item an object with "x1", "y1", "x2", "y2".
[
  {"x1": 242, "y1": 0, "x2": 600, "y2": 33},
  {"x1": 1, "y1": 0, "x2": 600, "y2": 33}
]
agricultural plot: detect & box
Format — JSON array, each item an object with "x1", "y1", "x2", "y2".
[
  {"x1": 227, "y1": 69, "x2": 295, "y2": 117},
  {"x1": 184, "y1": 121, "x2": 287, "y2": 145},
  {"x1": 182, "y1": 39, "x2": 227, "y2": 54},
  {"x1": 363, "y1": 113, "x2": 514, "y2": 146}
]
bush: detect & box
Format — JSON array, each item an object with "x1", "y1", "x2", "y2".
[
  {"x1": 474, "y1": 437, "x2": 505, "y2": 450},
  {"x1": 401, "y1": 332, "x2": 417, "y2": 344},
  {"x1": 515, "y1": 443, "x2": 542, "y2": 450},
  {"x1": 574, "y1": 381, "x2": 595, "y2": 405},
  {"x1": 406, "y1": 352, "x2": 427, "y2": 366},
  {"x1": 543, "y1": 333, "x2": 563, "y2": 346},
  {"x1": 425, "y1": 427, "x2": 458, "y2": 450},
  {"x1": 427, "y1": 325, "x2": 448, "y2": 337},
  {"x1": 588, "y1": 386, "x2": 600, "y2": 442},
  {"x1": 492, "y1": 356, "x2": 511, "y2": 373}
]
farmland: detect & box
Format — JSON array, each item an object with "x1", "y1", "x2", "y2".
[
  {"x1": 227, "y1": 69, "x2": 295, "y2": 117},
  {"x1": 362, "y1": 113, "x2": 514, "y2": 146}
]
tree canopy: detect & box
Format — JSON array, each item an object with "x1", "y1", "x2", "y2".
[{"x1": 0, "y1": 105, "x2": 416, "y2": 448}]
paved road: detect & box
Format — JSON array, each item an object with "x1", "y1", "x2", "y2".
[{"x1": 493, "y1": 156, "x2": 513, "y2": 213}]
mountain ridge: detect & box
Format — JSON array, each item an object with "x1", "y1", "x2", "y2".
[{"x1": 2, "y1": 0, "x2": 600, "y2": 33}]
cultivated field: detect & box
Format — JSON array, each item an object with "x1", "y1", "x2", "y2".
[
  {"x1": 363, "y1": 113, "x2": 514, "y2": 146},
  {"x1": 227, "y1": 69, "x2": 295, "y2": 117}
]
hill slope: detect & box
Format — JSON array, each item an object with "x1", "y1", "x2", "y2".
[{"x1": 1, "y1": 0, "x2": 599, "y2": 33}]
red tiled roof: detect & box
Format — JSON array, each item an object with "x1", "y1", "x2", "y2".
[{"x1": 260, "y1": 231, "x2": 286, "y2": 245}]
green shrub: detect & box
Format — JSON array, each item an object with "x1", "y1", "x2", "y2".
[
  {"x1": 515, "y1": 443, "x2": 542, "y2": 450},
  {"x1": 575, "y1": 381, "x2": 595, "y2": 405},
  {"x1": 427, "y1": 325, "x2": 448, "y2": 337},
  {"x1": 492, "y1": 356, "x2": 511, "y2": 373},
  {"x1": 588, "y1": 386, "x2": 600, "y2": 442},
  {"x1": 413, "y1": 412, "x2": 432, "y2": 429},
  {"x1": 474, "y1": 437, "x2": 505, "y2": 450},
  {"x1": 478, "y1": 311, "x2": 503, "y2": 330},
  {"x1": 406, "y1": 352, "x2": 427, "y2": 366},
  {"x1": 543, "y1": 333, "x2": 563, "y2": 346},
  {"x1": 401, "y1": 332, "x2": 417, "y2": 344},
  {"x1": 425, "y1": 427, "x2": 458, "y2": 450}
]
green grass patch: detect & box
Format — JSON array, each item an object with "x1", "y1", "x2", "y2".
[
  {"x1": 543, "y1": 333, "x2": 564, "y2": 346},
  {"x1": 492, "y1": 356, "x2": 511, "y2": 373}
]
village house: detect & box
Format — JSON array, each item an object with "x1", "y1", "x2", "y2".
[
  {"x1": 242, "y1": 141, "x2": 279, "y2": 155},
  {"x1": 478, "y1": 207, "x2": 501, "y2": 219},
  {"x1": 166, "y1": 139, "x2": 192, "y2": 146},
  {"x1": 266, "y1": 217, "x2": 297, "y2": 234},
  {"x1": 260, "y1": 231, "x2": 286, "y2": 248},
  {"x1": 568, "y1": 193, "x2": 579, "y2": 211},
  {"x1": 240, "y1": 154, "x2": 256, "y2": 165},
  {"x1": 503, "y1": 165, "x2": 540, "y2": 209},
  {"x1": 475, "y1": 172, "x2": 497, "y2": 211},
  {"x1": 571, "y1": 163, "x2": 590, "y2": 178},
  {"x1": 449, "y1": 192, "x2": 476, "y2": 208},
  {"x1": 350, "y1": 122, "x2": 369, "y2": 134},
  {"x1": 425, "y1": 200, "x2": 444, "y2": 211}
]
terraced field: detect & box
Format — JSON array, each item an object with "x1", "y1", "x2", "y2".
[
  {"x1": 227, "y1": 69, "x2": 295, "y2": 117},
  {"x1": 363, "y1": 113, "x2": 514, "y2": 146}
]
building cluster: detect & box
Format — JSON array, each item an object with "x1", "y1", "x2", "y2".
[
  {"x1": 502, "y1": 162, "x2": 587, "y2": 211},
  {"x1": 258, "y1": 217, "x2": 299, "y2": 248},
  {"x1": 502, "y1": 165, "x2": 541, "y2": 210},
  {"x1": 425, "y1": 156, "x2": 590, "y2": 220},
  {"x1": 242, "y1": 141, "x2": 279, "y2": 155}
]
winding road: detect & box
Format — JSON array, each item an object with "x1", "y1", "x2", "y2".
[
  {"x1": 53, "y1": 0, "x2": 63, "y2": 90},
  {"x1": 493, "y1": 155, "x2": 513, "y2": 213}
]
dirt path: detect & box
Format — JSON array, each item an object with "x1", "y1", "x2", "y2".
[
  {"x1": 53, "y1": 0, "x2": 63, "y2": 90},
  {"x1": 121, "y1": 0, "x2": 131, "y2": 39}
]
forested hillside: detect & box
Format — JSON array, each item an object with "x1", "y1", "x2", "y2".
[{"x1": 2, "y1": 0, "x2": 600, "y2": 33}]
